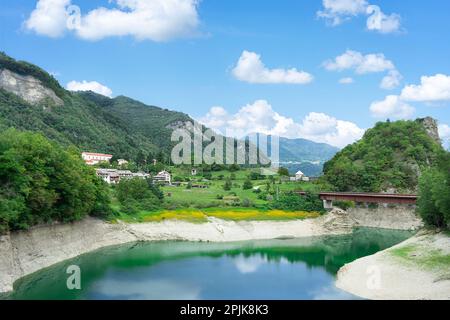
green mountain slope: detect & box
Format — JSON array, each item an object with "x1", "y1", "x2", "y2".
[
  {"x1": 78, "y1": 92, "x2": 191, "y2": 153},
  {"x1": 323, "y1": 119, "x2": 445, "y2": 193},
  {"x1": 0, "y1": 53, "x2": 192, "y2": 162}
]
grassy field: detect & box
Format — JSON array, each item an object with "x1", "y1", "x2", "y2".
[
  {"x1": 115, "y1": 207, "x2": 322, "y2": 223},
  {"x1": 112, "y1": 166, "x2": 326, "y2": 223},
  {"x1": 161, "y1": 167, "x2": 321, "y2": 208}
]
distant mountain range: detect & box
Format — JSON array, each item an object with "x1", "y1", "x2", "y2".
[
  {"x1": 250, "y1": 134, "x2": 340, "y2": 176},
  {"x1": 278, "y1": 137, "x2": 340, "y2": 176}
]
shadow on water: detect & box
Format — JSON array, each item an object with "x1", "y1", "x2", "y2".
[{"x1": 3, "y1": 228, "x2": 413, "y2": 300}]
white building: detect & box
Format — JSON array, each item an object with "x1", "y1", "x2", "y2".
[
  {"x1": 133, "y1": 172, "x2": 151, "y2": 179},
  {"x1": 96, "y1": 169, "x2": 120, "y2": 184},
  {"x1": 82, "y1": 152, "x2": 113, "y2": 165},
  {"x1": 153, "y1": 170, "x2": 171, "y2": 185},
  {"x1": 117, "y1": 159, "x2": 129, "y2": 166},
  {"x1": 117, "y1": 170, "x2": 134, "y2": 180},
  {"x1": 96, "y1": 169, "x2": 150, "y2": 184},
  {"x1": 295, "y1": 170, "x2": 304, "y2": 181}
]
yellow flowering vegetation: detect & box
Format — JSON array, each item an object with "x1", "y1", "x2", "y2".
[{"x1": 120, "y1": 208, "x2": 321, "y2": 223}]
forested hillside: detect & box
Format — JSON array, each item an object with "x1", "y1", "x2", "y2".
[
  {"x1": 0, "y1": 53, "x2": 192, "y2": 163},
  {"x1": 323, "y1": 119, "x2": 445, "y2": 193}
]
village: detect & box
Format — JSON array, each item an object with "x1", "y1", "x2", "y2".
[
  {"x1": 81, "y1": 151, "x2": 311, "y2": 187},
  {"x1": 82, "y1": 152, "x2": 171, "y2": 185}
]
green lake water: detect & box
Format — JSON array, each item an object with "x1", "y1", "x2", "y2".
[{"x1": 3, "y1": 228, "x2": 413, "y2": 300}]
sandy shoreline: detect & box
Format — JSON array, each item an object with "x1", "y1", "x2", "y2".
[{"x1": 336, "y1": 231, "x2": 450, "y2": 300}]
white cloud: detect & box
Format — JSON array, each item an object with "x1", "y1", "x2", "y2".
[
  {"x1": 66, "y1": 80, "x2": 113, "y2": 97},
  {"x1": 298, "y1": 112, "x2": 365, "y2": 148},
  {"x1": 232, "y1": 51, "x2": 313, "y2": 85},
  {"x1": 317, "y1": 0, "x2": 401, "y2": 33},
  {"x1": 400, "y1": 74, "x2": 450, "y2": 102},
  {"x1": 369, "y1": 95, "x2": 415, "y2": 120},
  {"x1": 324, "y1": 50, "x2": 394, "y2": 74},
  {"x1": 24, "y1": 0, "x2": 70, "y2": 38},
  {"x1": 25, "y1": 0, "x2": 200, "y2": 42},
  {"x1": 339, "y1": 77, "x2": 354, "y2": 84},
  {"x1": 317, "y1": 0, "x2": 368, "y2": 26},
  {"x1": 198, "y1": 100, "x2": 364, "y2": 148},
  {"x1": 325, "y1": 50, "x2": 401, "y2": 88},
  {"x1": 438, "y1": 124, "x2": 450, "y2": 149},
  {"x1": 366, "y1": 5, "x2": 401, "y2": 34},
  {"x1": 380, "y1": 69, "x2": 403, "y2": 90}
]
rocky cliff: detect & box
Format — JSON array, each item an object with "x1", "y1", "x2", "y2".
[
  {"x1": 0, "y1": 69, "x2": 63, "y2": 106},
  {"x1": 416, "y1": 117, "x2": 441, "y2": 145}
]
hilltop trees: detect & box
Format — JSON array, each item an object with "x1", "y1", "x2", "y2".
[
  {"x1": 323, "y1": 120, "x2": 443, "y2": 192},
  {"x1": 0, "y1": 129, "x2": 111, "y2": 234}
]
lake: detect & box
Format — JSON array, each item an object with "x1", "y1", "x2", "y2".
[{"x1": 3, "y1": 228, "x2": 413, "y2": 300}]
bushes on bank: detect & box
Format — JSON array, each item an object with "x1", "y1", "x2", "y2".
[
  {"x1": 0, "y1": 129, "x2": 111, "y2": 234},
  {"x1": 417, "y1": 152, "x2": 450, "y2": 229},
  {"x1": 116, "y1": 178, "x2": 163, "y2": 214},
  {"x1": 271, "y1": 192, "x2": 324, "y2": 213}
]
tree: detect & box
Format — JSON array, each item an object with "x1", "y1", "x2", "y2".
[
  {"x1": 417, "y1": 152, "x2": 450, "y2": 229},
  {"x1": 278, "y1": 167, "x2": 289, "y2": 176},
  {"x1": 242, "y1": 179, "x2": 253, "y2": 190},
  {"x1": 272, "y1": 192, "x2": 324, "y2": 212},
  {"x1": 116, "y1": 178, "x2": 162, "y2": 214},
  {"x1": 223, "y1": 179, "x2": 232, "y2": 191},
  {"x1": 0, "y1": 129, "x2": 111, "y2": 233},
  {"x1": 323, "y1": 120, "x2": 444, "y2": 192}
]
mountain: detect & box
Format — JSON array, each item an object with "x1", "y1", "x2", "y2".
[
  {"x1": 257, "y1": 135, "x2": 339, "y2": 176},
  {"x1": 323, "y1": 118, "x2": 445, "y2": 193},
  {"x1": 278, "y1": 137, "x2": 339, "y2": 176},
  {"x1": 0, "y1": 52, "x2": 192, "y2": 162}
]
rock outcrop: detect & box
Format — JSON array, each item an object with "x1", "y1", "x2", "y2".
[
  {"x1": 347, "y1": 206, "x2": 423, "y2": 231},
  {"x1": 416, "y1": 117, "x2": 441, "y2": 145},
  {"x1": 0, "y1": 69, "x2": 63, "y2": 106}
]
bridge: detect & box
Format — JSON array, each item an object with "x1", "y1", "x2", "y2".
[{"x1": 295, "y1": 191, "x2": 418, "y2": 209}]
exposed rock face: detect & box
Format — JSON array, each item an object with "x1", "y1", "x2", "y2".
[
  {"x1": 0, "y1": 69, "x2": 63, "y2": 106},
  {"x1": 416, "y1": 117, "x2": 441, "y2": 145},
  {"x1": 322, "y1": 208, "x2": 358, "y2": 232},
  {"x1": 347, "y1": 206, "x2": 423, "y2": 231}
]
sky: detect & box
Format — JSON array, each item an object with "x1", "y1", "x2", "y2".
[{"x1": 0, "y1": 0, "x2": 449, "y2": 148}]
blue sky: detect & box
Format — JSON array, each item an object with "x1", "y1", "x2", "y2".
[{"x1": 0, "y1": 0, "x2": 449, "y2": 148}]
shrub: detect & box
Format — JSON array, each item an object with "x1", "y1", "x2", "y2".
[
  {"x1": 334, "y1": 200, "x2": 355, "y2": 211},
  {"x1": 116, "y1": 178, "x2": 162, "y2": 213},
  {"x1": 278, "y1": 167, "x2": 289, "y2": 176},
  {"x1": 223, "y1": 179, "x2": 232, "y2": 191},
  {"x1": 243, "y1": 179, "x2": 253, "y2": 190},
  {"x1": 242, "y1": 198, "x2": 253, "y2": 207},
  {"x1": 271, "y1": 192, "x2": 324, "y2": 213},
  {"x1": 417, "y1": 152, "x2": 450, "y2": 229}
]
